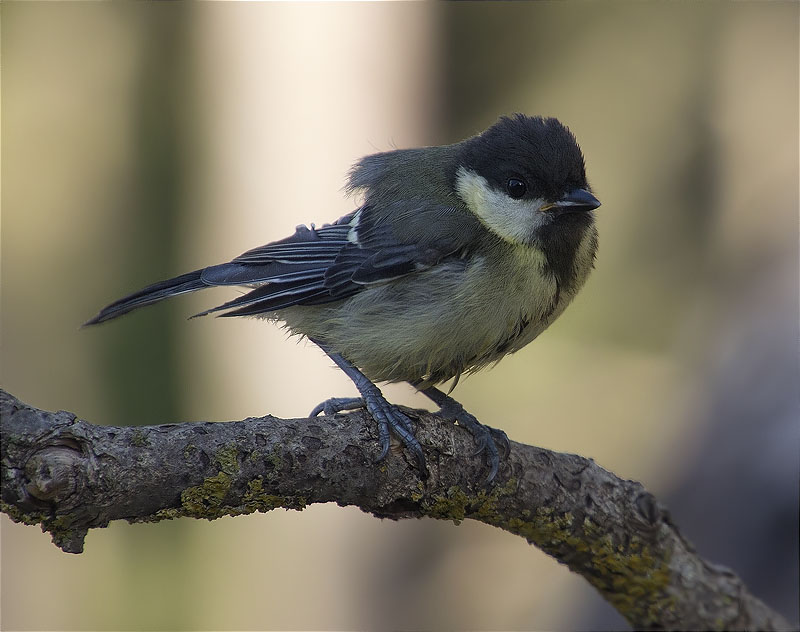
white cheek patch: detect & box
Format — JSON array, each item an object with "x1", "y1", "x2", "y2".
[{"x1": 455, "y1": 166, "x2": 546, "y2": 245}]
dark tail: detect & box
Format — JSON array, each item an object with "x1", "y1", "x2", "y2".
[{"x1": 83, "y1": 270, "x2": 206, "y2": 326}]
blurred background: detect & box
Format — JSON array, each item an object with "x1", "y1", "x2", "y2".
[{"x1": 2, "y1": 2, "x2": 798, "y2": 629}]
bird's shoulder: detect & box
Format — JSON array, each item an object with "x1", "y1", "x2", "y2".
[{"x1": 346, "y1": 145, "x2": 490, "y2": 254}]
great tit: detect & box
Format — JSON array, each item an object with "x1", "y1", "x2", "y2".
[{"x1": 86, "y1": 114, "x2": 600, "y2": 482}]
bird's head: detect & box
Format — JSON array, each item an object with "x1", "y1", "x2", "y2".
[{"x1": 453, "y1": 114, "x2": 600, "y2": 246}]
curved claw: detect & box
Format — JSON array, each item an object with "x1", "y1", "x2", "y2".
[
  {"x1": 489, "y1": 427, "x2": 511, "y2": 458},
  {"x1": 470, "y1": 434, "x2": 490, "y2": 458},
  {"x1": 464, "y1": 425, "x2": 500, "y2": 483},
  {"x1": 481, "y1": 436, "x2": 500, "y2": 483},
  {"x1": 310, "y1": 402, "x2": 326, "y2": 417},
  {"x1": 425, "y1": 391, "x2": 504, "y2": 484},
  {"x1": 485, "y1": 455, "x2": 499, "y2": 484},
  {"x1": 362, "y1": 388, "x2": 426, "y2": 475},
  {"x1": 310, "y1": 397, "x2": 366, "y2": 417},
  {"x1": 376, "y1": 430, "x2": 390, "y2": 462}
]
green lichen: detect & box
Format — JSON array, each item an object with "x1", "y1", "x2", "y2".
[
  {"x1": 2, "y1": 500, "x2": 87, "y2": 552},
  {"x1": 240, "y1": 477, "x2": 307, "y2": 514},
  {"x1": 130, "y1": 428, "x2": 149, "y2": 448},
  {"x1": 504, "y1": 509, "x2": 575, "y2": 549},
  {"x1": 504, "y1": 509, "x2": 675, "y2": 624},
  {"x1": 267, "y1": 447, "x2": 283, "y2": 471},
  {"x1": 179, "y1": 471, "x2": 233, "y2": 518},
  {"x1": 169, "y1": 444, "x2": 240, "y2": 519},
  {"x1": 214, "y1": 444, "x2": 240, "y2": 475},
  {"x1": 409, "y1": 481, "x2": 425, "y2": 503},
  {"x1": 48, "y1": 513, "x2": 74, "y2": 534},
  {"x1": 426, "y1": 486, "x2": 470, "y2": 524},
  {"x1": 244, "y1": 477, "x2": 265, "y2": 498},
  {"x1": 152, "y1": 507, "x2": 182, "y2": 521},
  {"x1": 422, "y1": 478, "x2": 517, "y2": 526},
  {"x1": 3, "y1": 500, "x2": 69, "y2": 536},
  {"x1": 150, "y1": 442, "x2": 307, "y2": 522},
  {"x1": 579, "y1": 517, "x2": 674, "y2": 625},
  {"x1": 472, "y1": 497, "x2": 674, "y2": 627},
  {"x1": 0, "y1": 501, "x2": 43, "y2": 526}
]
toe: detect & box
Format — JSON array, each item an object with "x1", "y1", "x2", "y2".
[{"x1": 310, "y1": 397, "x2": 366, "y2": 417}]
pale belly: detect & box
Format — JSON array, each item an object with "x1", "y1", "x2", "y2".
[{"x1": 278, "y1": 247, "x2": 577, "y2": 385}]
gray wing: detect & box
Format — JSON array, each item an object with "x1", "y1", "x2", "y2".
[{"x1": 194, "y1": 204, "x2": 468, "y2": 318}]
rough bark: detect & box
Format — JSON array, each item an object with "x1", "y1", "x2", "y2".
[{"x1": 0, "y1": 388, "x2": 791, "y2": 631}]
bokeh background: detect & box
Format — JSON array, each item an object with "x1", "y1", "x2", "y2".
[{"x1": 2, "y1": 2, "x2": 798, "y2": 630}]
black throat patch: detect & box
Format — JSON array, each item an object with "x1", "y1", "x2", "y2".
[{"x1": 534, "y1": 214, "x2": 597, "y2": 295}]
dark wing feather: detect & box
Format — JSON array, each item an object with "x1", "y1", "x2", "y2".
[
  {"x1": 200, "y1": 262, "x2": 326, "y2": 286},
  {"x1": 194, "y1": 280, "x2": 333, "y2": 317},
  {"x1": 201, "y1": 203, "x2": 471, "y2": 318},
  {"x1": 230, "y1": 221, "x2": 353, "y2": 264},
  {"x1": 84, "y1": 270, "x2": 206, "y2": 325},
  {"x1": 192, "y1": 222, "x2": 354, "y2": 316},
  {"x1": 87, "y1": 201, "x2": 482, "y2": 325}
]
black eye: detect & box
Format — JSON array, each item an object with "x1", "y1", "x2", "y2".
[{"x1": 506, "y1": 178, "x2": 527, "y2": 199}]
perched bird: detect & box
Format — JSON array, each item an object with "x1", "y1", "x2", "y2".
[{"x1": 86, "y1": 114, "x2": 600, "y2": 482}]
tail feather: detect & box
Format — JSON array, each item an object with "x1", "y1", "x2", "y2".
[
  {"x1": 191, "y1": 277, "x2": 329, "y2": 318},
  {"x1": 218, "y1": 288, "x2": 332, "y2": 317},
  {"x1": 84, "y1": 270, "x2": 206, "y2": 326}
]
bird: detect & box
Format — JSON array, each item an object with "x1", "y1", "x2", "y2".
[{"x1": 85, "y1": 114, "x2": 600, "y2": 482}]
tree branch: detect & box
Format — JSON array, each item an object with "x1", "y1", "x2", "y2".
[{"x1": 0, "y1": 388, "x2": 790, "y2": 630}]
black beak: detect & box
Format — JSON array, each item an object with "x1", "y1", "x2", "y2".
[{"x1": 543, "y1": 189, "x2": 601, "y2": 213}]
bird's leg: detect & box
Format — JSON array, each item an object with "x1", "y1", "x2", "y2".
[
  {"x1": 416, "y1": 385, "x2": 509, "y2": 483},
  {"x1": 309, "y1": 339, "x2": 426, "y2": 474}
]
